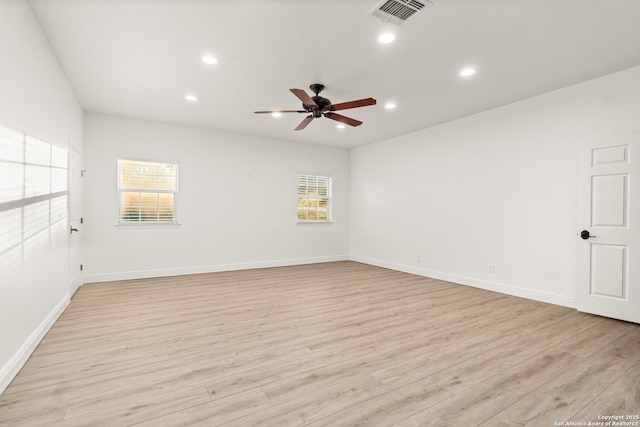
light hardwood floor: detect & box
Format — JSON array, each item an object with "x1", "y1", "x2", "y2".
[{"x1": 1, "y1": 261, "x2": 639, "y2": 426}]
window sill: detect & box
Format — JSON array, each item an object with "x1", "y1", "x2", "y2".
[
  {"x1": 296, "y1": 221, "x2": 334, "y2": 226},
  {"x1": 115, "y1": 223, "x2": 181, "y2": 229}
]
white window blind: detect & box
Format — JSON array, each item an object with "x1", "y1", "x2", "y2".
[
  {"x1": 0, "y1": 124, "x2": 68, "y2": 274},
  {"x1": 297, "y1": 174, "x2": 332, "y2": 222},
  {"x1": 118, "y1": 159, "x2": 178, "y2": 224}
]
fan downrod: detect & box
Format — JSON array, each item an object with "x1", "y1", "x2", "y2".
[
  {"x1": 307, "y1": 83, "x2": 331, "y2": 115},
  {"x1": 309, "y1": 83, "x2": 325, "y2": 96}
]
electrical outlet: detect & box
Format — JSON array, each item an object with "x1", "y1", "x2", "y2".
[
  {"x1": 245, "y1": 249, "x2": 251, "y2": 257},
  {"x1": 488, "y1": 264, "x2": 494, "y2": 273},
  {"x1": 417, "y1": 255, "x2": 422, "y2": 263}
]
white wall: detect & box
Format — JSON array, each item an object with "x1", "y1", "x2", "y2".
[
  {"x1": 351, "y1": 65, "x2": 640, "y2": 307},
  {"x1": 0, "y1": 1, "x2": 83, "y2": 393},
  {"x1": 83, "y1": 114, "x2": 350, "y2": 282}
]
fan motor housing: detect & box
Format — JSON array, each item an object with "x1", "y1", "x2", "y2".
[
  {"x1": 304, "y1": 83, "x2": 333, "y2": 117},
  {"x1": 303, "y1": 95, "x2": 331, "y2": 111}
]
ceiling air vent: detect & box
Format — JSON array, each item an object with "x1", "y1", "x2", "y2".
[{"x1": 368, "y1": 0, "x2": 433, "y2": 26}]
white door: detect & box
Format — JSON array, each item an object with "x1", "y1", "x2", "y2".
[
  {"x1": 577, "y1": 132, "x2": 639, "y2": 324},
  {"x1": 69, "y1": 145, "x2": 83, "y2": 296}
]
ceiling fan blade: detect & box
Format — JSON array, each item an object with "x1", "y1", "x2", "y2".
[
  {"x1": 324, "y1": 112, "x2": 362, "y2": 127},
  {"x1": 294, "y1": 115, "x2": 314, "y2": 131},
  {"x1": 290, "y1": 88, "x2": 318, "y2": 107},
  {"x1": 327, "y1": 97, "x2": 377, "y2": 111},
  {"x1": 254, "y1": 110, "x2": 306, "y2": 114}
]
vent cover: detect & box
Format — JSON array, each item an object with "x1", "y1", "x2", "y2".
[{"x1": 368, "y1": 0, "x2": 433, "y2": 26}]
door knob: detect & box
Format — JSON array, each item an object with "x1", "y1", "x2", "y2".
[
  {"x1": 579, "y1": 230, "x2": 596, "y2": 240},
  {"x1": 70, "y1": 226, "x2": 79, "y2": 234}
]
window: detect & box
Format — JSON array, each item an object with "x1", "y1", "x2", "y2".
[
  {"x1": 0, "y1": 124, "x2": 68, "y2": 274},
  {"x1": 118, "y1": 159, "x2": 178, "y2": 224},
  {"x1": 297, "y1": 174, "x2": 332, "y2": 223}
]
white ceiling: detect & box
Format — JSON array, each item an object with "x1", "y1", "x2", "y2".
[{"x1": 29, "y1": 0, "x2": 640, "y2": 148}]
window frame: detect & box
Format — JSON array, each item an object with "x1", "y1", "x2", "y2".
[
  {"x1": 296, "y1": 173, "x2": 333, "y2": 225},
  {"x1": 116, "y1": 157, "x2": 180, "y2": 227}
]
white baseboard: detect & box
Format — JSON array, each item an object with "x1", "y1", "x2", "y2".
[
  {"x1": 82, "y1": 255, "x2": 350, "y2": 283},
  {"x1": 83, "y1": 255, "x2": 576, "y2": 309},
  {"x1": 0, "y1": 293, "x2": 70, "y2": 395},
  {"x1": 350, "y1": 256, "x2": 577, "y2": 309}
]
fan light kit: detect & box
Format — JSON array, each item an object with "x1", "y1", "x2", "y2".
[{"x1": 254, "y1": 84, "x2": 377, "y2": 131}]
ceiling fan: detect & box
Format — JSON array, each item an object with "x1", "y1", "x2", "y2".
[{"x1": 254, "y1": 84, "x2": 377, "y2": 131}]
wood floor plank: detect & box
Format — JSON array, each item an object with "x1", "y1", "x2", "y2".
[
  {"x1": 228, "y1": 375, "x2": 379, "y2": 426},
  {"x1": 493, "y1": 353, "x2": 633, "y2": 426},
  {"x1": 306, "y1": 378, "x2": 452, "y2": 427},
  {"x1": 133, "y1": 388, "x2": 273, "y2": 427},
  {"x1": 1, "y1": 261, "x2": 638, "y2": 426},
  {"x1": 570, "y1": 360, "x2": 640, "y2": 421},
  {"x1": 423, "y1": 312, "x2": 604, "y2": 395},
  {"x1": 63, "y1": 384, "x2": 211, "y2": 426},
  {"x1": 426, "y1": 350, "x2": 583, "y2": 427},
  {"x1": 391, "y1": 409, "x2": 448, "y2": 427}
]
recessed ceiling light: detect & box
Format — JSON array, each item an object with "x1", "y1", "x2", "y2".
[
  {"x1": 185, "y1": 94, "x2": 198, "y2": 102},
  {"x1": 202, "y1": 55, "x2": 218, "y2": 65},
  {"x1": 459, "y1": 67, "x2": 477, "y2": 77},
  {"x1": 336, "y1": 124, "x2": 346, "y2": 129},
  {"x1": 378, "y1": 33, "x2": 395, "y2": 44},
  {"x1": 385, "y1": 102, "x2": 397, "y2": 110},
  {"x1": 271, "y1": 112, "x2": 282, "y2": 118}
]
